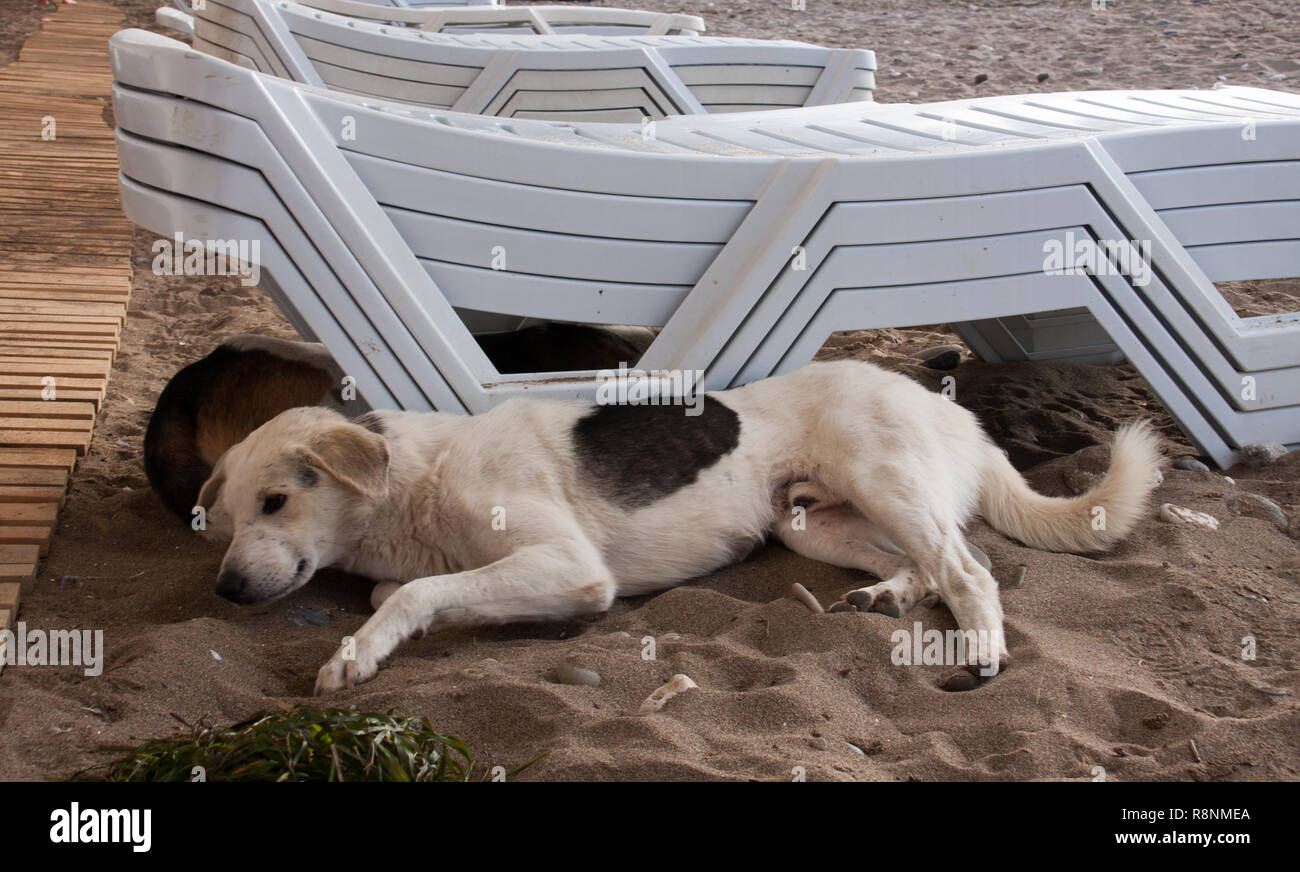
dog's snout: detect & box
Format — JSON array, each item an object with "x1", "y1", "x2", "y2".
[{"x1": 216, "y1": 569, "x2": 249, "y2": 603}]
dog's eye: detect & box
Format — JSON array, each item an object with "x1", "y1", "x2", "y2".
[{"x1": 262, "y1": 494, "x2": 287, "y2": 515}]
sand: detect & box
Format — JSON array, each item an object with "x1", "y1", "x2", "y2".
[{"x1": 0, "y1": 0, "x2": 1296, "y2": 781}]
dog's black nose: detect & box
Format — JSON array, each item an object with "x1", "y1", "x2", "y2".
[{"x1": 216, "y1": 569, "x2": 248, "y2": 603}]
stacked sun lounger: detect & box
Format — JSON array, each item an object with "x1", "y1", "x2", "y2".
[{"x1": 177, "y1": 0, "x2": 874, "y2": 118}]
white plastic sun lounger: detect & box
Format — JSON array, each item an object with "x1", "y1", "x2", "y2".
[
  {"x1": 110, "y1": 29, "x2": 1300, "y2": 467},
  {"x1": 159, "y1": 0, "x2": 703, "y2": 38},
  {"x1": 182, "y1": 0, "x2": 873, "y2": 118}
]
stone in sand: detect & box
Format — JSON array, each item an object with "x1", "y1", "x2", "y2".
[
  {"x1": 639, "y1": 674, "x2": 698, "y2": 713},
  {"x1": 554, "y1": 663, "x2": 601, "y2": 687},
  {"x1": 1238, "y1": 442, "x2": 1288, "y2": 468},
  {"x1": 1159, "y1": 503, "x2": 1220, "y2": 531},
  {"x1": 912, "y1": 344, "x2": 963, "y2": 371},
  {"x1": 1173, "y1": 456, "x2": 1210, "y2": 472},
  {"x1": 287, "y1": 607, "x2": 330, "y2": 628},
  {"x1": 790, "y1": 582, "x2": 825, "y2": 614},
  {"x1": 1225, "y1": 493, "x2": 1288, "y2": 532}
]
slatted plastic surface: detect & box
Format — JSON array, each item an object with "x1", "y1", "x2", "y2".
[
  {"x1": 0, "y1": 2, "x2": 131, "y2": 648},
  {"x1": 190, "y1": 0, "x2": 874, "y2": 118},
  {"x1": 167, "y1": 0, "x2": 705, "y2": 35}
]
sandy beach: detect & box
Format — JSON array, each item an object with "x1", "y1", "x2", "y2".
[{"x1": 0, "y1": 0, "x2": 1296, "y2": 781}]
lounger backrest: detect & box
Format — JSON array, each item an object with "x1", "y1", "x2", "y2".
[{"x1": 192, "y1": 0, "x2": 875, "y2": 119}]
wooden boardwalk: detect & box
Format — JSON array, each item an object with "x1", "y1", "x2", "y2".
[{"x1": 0, "y1": 2, "x2": 130, "y2": 640}]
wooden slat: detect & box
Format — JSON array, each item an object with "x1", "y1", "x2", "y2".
[
  {"x1": 0, "y1": 485, "x2": 67, "y2": 506},
  {"x1": 0, "y1": 527, "x2": 52, "y2": 556},
  {"x1": 0, "y1": 401, "x2": 97, "y2": 420},
  {"x1": 0, "y1": 467, "x2": 68, "y2": 487},
  {"x1": 0, "y1": 429, "x2": 92, "y2": 455},
  {"x1": 0, "y1": 447, "x2": 78, "y2": 471},
  {"x1": 0, "y1": 2, "x2": 132, "y2": 643}
]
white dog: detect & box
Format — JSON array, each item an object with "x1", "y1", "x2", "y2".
[{"x1": 192, "y1": 360, "x2": 1162, "y2": 695}]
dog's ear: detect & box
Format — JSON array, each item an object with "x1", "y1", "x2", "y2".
[
  {"x1": 300, "y1": 423, "x2": 390, "y2": 500},
  {"x1": 196, "y1": 451, "x2": 229, "y2": 512}
]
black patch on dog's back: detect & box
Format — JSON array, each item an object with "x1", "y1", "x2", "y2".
[{"x1": 572, "y1": 400, "x2": 740, "y2": 508}]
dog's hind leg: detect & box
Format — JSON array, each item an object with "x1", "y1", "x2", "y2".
[
  {"x1": 315, "y1": 538, "x2": 614, "y2": 694},
  {"x1": 830, "y1": 471, "x2": 1007, "y2": 677},
  {"x1": 772, "y1": 498, "x2": 929, "y2": 617}
]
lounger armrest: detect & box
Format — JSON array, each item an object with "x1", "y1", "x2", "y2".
[{"x1": 156, "y1": 5, "x2": 195, "y2": 35}]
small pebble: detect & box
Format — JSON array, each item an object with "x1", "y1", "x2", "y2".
[
  {"x1": 606, "y1": 631, "x2": 631, "y2": 638},
  {"x1": 1163, "y1": 29, "x2": 1180, "y2": 35},
  {"x1": 967, "y1": 543, "x2": 992, "y2": 573},
  {"x1": 906, "y1": 90, "x2": 919, "y2": 98},
  {"x1": 913, "y1": 344, "x2": 963, "y2": 370},
  {"x1": 1225, "y1": 493, "x2": 1288, "y2": 531},
  {"x1": 790, "y1": 582, "x2": 824, "y2": 614},
  {"x1": 639, "y1": 674, "x2": 697, "y2": 713},
  {"x1": 210, "y1": 649, "x2": 222, "y2": 661},
  {"x1": 1036, "y1": 72, "x2": 1050, "y2": 83},
  {"x1": 1270, "y1": 73, "x2": 1288, "y2": 82},
  {"x1": 1173, "y1": 456, "x2": 1209, "y2": 472},
  {"x1": 59, "y1": 575, "x2": 79, "y2": 588},
  {"x1": 974, "y1": 73, "x2": 989, "y2": 85},
  {"x1": 370, "y1": 580, "x2": 401, "y2": 610},
  {"x1": 1239, "y1": 442, "x2": 1287, "y2": 467},
  {"x1": 845, "y1": 742, "x2": 866, "y2": 756},
  {"x1": 554, "y1": 663, "x2": 601, "y2": 687},
  {"x1": 286, "y1": 607, "x2": 330, "y2": 628},
  {"x1": 1159, "y1": 503, "x2": 1220, "y2": 530},
  {"x1": 1010, "y1": 565, "x2": 1027, "y2": 588},
  {"x1": 1253, "y1": 685, "x2": 1289, "y2": 697},
  {"x1": 1224, "y1": 476, "x2": 1235, "y2": 485}
]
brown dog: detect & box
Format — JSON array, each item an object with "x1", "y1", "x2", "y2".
[{"x1": 144, "y1": 325, "x2": 653, "y2": 520}]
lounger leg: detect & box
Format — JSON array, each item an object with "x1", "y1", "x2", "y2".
[{"x1": 314, "y1": 540, "x2": 614, "y2": 694}]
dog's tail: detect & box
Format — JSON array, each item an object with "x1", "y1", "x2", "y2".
[{"x1": 978, "y1": 422, "x2": 1163, "y2": 553}]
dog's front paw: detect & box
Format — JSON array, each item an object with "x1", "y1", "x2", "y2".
[{"x1": 313, "y1": 643, "x2": 379, "y2": 695}]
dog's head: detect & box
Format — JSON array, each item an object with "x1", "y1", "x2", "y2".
[{"x1": 197, "y1": 406, "x2": 390, "y2": 605}]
